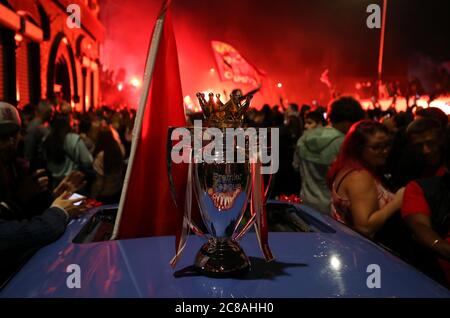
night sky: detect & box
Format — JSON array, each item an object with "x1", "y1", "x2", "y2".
[{"x1": 99, "y1": 0, "x2": 450, "y2": 106}]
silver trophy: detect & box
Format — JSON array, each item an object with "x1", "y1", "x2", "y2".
[
  {"x1": 193, "y1": 90, "x2": 254, "y2": 277},
  {"x1": 168, "y1": 90, "x2": 274, "y2": 277}
]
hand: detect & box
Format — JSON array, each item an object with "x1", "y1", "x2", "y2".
[
  {"x1": 391, "y1": 187, "x2": 405, "y2": 210},
  {"x1": 435, "y1": 240, "x2": 450, "y2": 261},
  {"x1": 53, "y1": 171, "x2": 87, "y2": 198},
  {"x1": 51, "y1": 191, "x2": 88, "y2": 218},
  {"x1": 33, "y1": 169, "x2": 49, "y2": 193}
]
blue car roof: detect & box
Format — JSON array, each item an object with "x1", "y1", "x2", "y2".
[{"x1": 1, "y1": 202, "x2": 449, "y2": 298}]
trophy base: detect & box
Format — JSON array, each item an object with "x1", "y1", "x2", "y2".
[{"x1": 194, "y1": 238, "x2": 250, "y2": 278}]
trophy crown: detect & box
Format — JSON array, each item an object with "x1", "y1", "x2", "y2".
[{"x1": 196, "y1": 90, "x2": 253, "y2": 128}]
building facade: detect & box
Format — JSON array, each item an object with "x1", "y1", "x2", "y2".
[{"x1": 0, "y1": 0, "x2": 104, "y2": 111}]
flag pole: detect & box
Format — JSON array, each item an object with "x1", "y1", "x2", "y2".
[
  {"x1": 111, "y1": 2, "x2": 170, "y2": 240},
  {"x1": 377, "y1": 0, "x2": 388, "y2": 99}
]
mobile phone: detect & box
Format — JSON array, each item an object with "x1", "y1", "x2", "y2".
[{"x1": 69, "y1": 193, "x2": 85, "y2": 206}]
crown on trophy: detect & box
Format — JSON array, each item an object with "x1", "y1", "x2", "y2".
[{"x1": 196, "y1": 89, "x2": 253, "y2": 128}]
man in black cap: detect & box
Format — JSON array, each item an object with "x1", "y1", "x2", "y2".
[{"x1": 0, "y1": 102, "x2": 87, "y2": 286}]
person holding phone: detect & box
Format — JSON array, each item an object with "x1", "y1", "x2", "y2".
[
  {"x1": 0, "y1": 102, "x2": 87, "y2": 216},
  {"x1": 0, "y1": 102, "x2": 89, "y2": 285},
  {"x1": 0, "y1": 190, "x2": 87, "y2": 286}
]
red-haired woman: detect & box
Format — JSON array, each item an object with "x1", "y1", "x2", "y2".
[{"x1": 328, "y1": 120, "x2": 404, "y2": 238}]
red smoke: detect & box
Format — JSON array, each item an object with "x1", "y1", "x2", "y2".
[{"x1": 99, "y1": 0, "x2": 450, "y2": 108}]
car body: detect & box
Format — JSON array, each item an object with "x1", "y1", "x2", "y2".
[{"x1": 1, "y1": 201, "x2": 449, "y2": 298}]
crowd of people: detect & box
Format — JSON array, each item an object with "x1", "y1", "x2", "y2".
[
  {"x1": 226, "y1": 93, "x2": 450, "y2": 287},
  {"x1": 279, "y1": 97, "x2": 448, "y2": 287},
  {"x1": 0, "y1": 100, "x2": 135, "y2": 285},
  {"x1": 0, "y1": 92, "x2": 449, "y2": 288}
]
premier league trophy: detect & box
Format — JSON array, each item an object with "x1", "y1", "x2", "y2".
[
  {"x1": 193, "y1": 90, "x2": 253, "y2": 277},
  {"x1": 168, "y1": 90, "x2": 274, "y2": 278}
]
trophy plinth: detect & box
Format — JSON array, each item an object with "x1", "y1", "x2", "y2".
[{"x1": 195, "y1": 238, "x2": 250, "y2": 278}]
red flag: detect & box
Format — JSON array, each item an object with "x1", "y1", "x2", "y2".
[
  {"x1": 112, "y1": 0, "x2": 186, "y2": 239},
  {"x1": 211, "y1": 40, "x2": 265, "y2": 88}
]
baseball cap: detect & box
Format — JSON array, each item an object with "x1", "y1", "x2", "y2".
[{"x1": 0, "y1": 102, "x2": 22, "y2": 135}]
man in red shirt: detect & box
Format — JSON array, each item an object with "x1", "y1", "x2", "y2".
[{"x1": 401, "y1": 126, "x2": 450, "y2": 287}]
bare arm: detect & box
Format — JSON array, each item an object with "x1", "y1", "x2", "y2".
[
  {"x1": 404, "y1": 213, "x2": 450, "y2": 261},
  {"x1": 344, "y1": 170, "x2": 403, "y2": 237}
]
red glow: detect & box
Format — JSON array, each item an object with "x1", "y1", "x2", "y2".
[
  {"x1": 130, "y1": 78, "x2": 141, "y2": 88},
  {"x1": 184, "y1": 95, "x2": 201, "y2": 112},
  {"x1": 100, "y1": 2, "x2": 450, "y2": 109},
  {"x1": 359, "y1": 95, "x2": 450, "y2": 114},
  {"x1": 100, "y1": 2, "x2": 317, "y2": 107},
  {"x1": 14, "y1": 33, "x2": 23, "y2": 42},
  {"x1": 429, "y1": 96, "x2": 450, "y2": 114}
]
